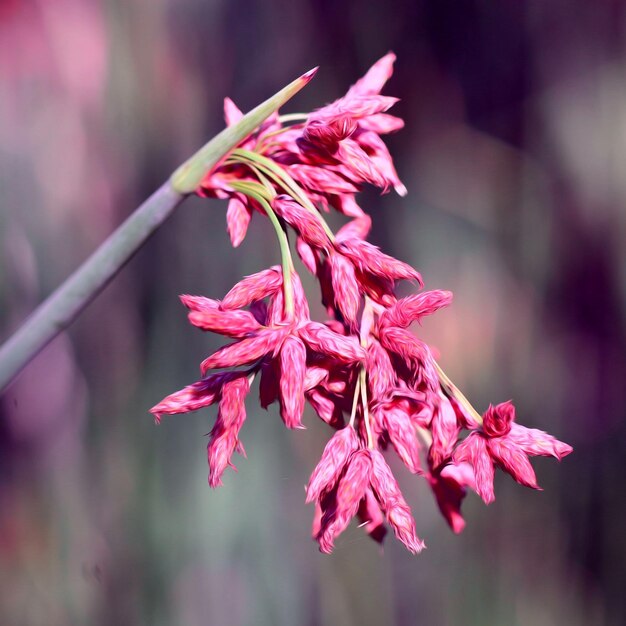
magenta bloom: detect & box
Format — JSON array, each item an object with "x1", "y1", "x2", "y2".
[
  {"x1": 151, "y1": 54, "x2": 572, "y2": 556},
  {"x1": 454, "y1": 402, "x2": 573, "y2": 504}
]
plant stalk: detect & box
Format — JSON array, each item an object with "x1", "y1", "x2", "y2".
[{"x1": 0, "y1": 68, "x2": 317, "y2": 393}]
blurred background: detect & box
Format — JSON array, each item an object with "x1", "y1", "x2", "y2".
[{"x1": 1, "y1": 1, "x2": 625, "y2": 624}]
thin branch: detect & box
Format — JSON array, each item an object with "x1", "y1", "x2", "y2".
[{"x1": 0, "y1": 67, "x2": 317, "y2": 393}]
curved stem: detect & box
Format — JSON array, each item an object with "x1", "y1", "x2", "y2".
[
  {"x1": 229, "y1": 183, "x2": 295, "y2": 318},
  {"x1": 349, "y1": 375, "x2": 361, "y2": 428},
  {"x1": 256, "y1": 197, "x2": 295, "y2": 317},
  {"x1": 228, "y1": 149, "x2": 336, "y2": 242},
  {"x1": 0, "y1": 69, "x2": 318, "y2": 393},
  {"x1": 435, "y1": 361, "x2": 483, "y2": 425},
  {"x1": 360, "y1": 368, "x2": 374, "y2": 448}
]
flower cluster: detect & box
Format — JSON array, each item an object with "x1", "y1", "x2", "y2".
[{"x1": 151, "y1": 54, "x2": 572, "y2": 554}]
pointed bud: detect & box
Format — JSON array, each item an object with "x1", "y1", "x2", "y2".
[
  {"x1": 306, "y1": 427, "x2": 359, "y2": 503},
  {"x1": 207, "y1": 376, "x2": 251, "y2": 487},
  {"x1": 369, "y1": 450, "x2": 425, "y2": 554},
  {"x1": 279, "y1": 336, "x2": 307, "y2": 428},
  {"x1": 221, "y1": 266, "x2": 283, "y2": 310}
]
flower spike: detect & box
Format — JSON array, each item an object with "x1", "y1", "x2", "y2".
[{"x1": 151, "y1": 54, "x2": 572, "y2": 556}]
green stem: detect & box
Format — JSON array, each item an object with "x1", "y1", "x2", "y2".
[
  {"x1": 0, "y1": 182, "x2": 183, "y2": 393},
  {"x1": 277, "y1": 113, "x2": 309, "y2": 123},
  {"x1": 228, "y1": 149, "x2": 336, "y2": 242},
  {"x1": 171, "y1": 69, "x2": 317, "y2": 193},
  {"x1": 360, "y1": 368, "x2": 374, "y2": 448},
  {"x1": 0, "y1": 69, "x2": 317, "y2": 393},
  {"x1": 258, "y1": 198, "x2": 295, "y2": 318},
  {"x1": 229, "y1": 183, "x2": 295, "y2": 318}
]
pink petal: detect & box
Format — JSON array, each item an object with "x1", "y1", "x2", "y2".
[
  {"x1": 226, "y1": 194, "x2": 252, "y2": 248},
  {"x1": 221, "y1": 267, "x2": 283, "y2": 310},
  {"x1": 369, "y1": 449, "x2": 425, "y2": 554},
  {"x1": 187, "y1": 308, "x2": 262, "y2": 338},
  {"x1": 507, "y1": 423, "x2": 573, "y2": 461},
  {"x1": 346, "y1": 52, "x2": 397, "y2": 97},
  {"x1": 366, "y1": 339, "x2": 396, "y2": 399},
  {"x1": 150, "y1": 371, "x2": 245, "y2": 420},
  {"x1": 429, "y1": 395, "x2": 461, "y2": 470},
  {"x1": 335, "y1": 237, "x2": 422, "y2": 284},
  {"x1": 317, "y1": 449, "x2": 372, "y2": 553},
  {"x1": 482, "y1": 401, "x2": 515, "y2": 438},
  {"x1": 200, "y1": 328, "x2": 286, "y2": 374},
  {"x1": 287, "y1": 164, "x2": 358, "y2": 195},
  {"x1": 296, "y1": 236, "x2": 319, "y2": 274},
  {"x1": 380, "y1": 405, "x2": 423, "y2": 474},
  {"x1": 453, "y1": 434, "x2": 495, "y2": 504},
  {"x1": 379, "y1": 291, "x2": 453, "y2": 329},
  {"x1": 207, "y1": 376, "x2": 251, "y2": 487},
  {"x1": 272, "y1": 195, "x2": 332, "y2": 250},
  {"x1": 329, "y1": 252, "x2": 361, "y2": 327},
  {"x1": 357, "y1": 488, "x2": 387, "y2": 544},
  {"x1": 359, "y1": 113, "x2": 405, "y2": 134},
  {"x1": 298, "y1": 322, "x2": 366, "y2": 363},
  {"x1": 179, "y1": 295, "x2": 220, "y2": 312},
  {"x1": 487, "y1": 437, "x2": 540, "y2": 490},
  {"x1": 223, "y1": 97, "x2": 243, "y2": 126},
  {"x1": 306, "y1": 427, "x2": 359, "y2": 503},
  {"x1": 279, "y1": 336, "x2": 307, "y2": 429}
]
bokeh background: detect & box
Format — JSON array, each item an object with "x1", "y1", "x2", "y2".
[{"x1": 1, "y1": 1, "x2": 625, "y2": 624}]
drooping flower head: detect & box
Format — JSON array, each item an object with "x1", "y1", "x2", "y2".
[{"x1": 151, "y1": 54, "x2": 572, "y2": 555}]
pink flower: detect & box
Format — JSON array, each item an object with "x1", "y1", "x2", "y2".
[
  {"x1": 279, "y1": 336, "x2": 307, "y2": 429},
  {"x1": 220, "y1": 266, "x2": 283, "y2": 310},
  {"x1": 152, "y1": 54, "x2": 573, "y2": 557},
  {"x1": 306, "y1": 427, "x2": 359, "y2": 503},
  {"x1": 453, "y1": 401, "x2": 573, "y2": 504},
  {"x1": 226, "y1": 193, "x2": 253, "y2": 247},
  {"x1": 357, "y1": 488, "x2": 387, "y2": 544},
  {"x1": 379, "y1": 290, "x2": 453, "y2": 329},
  {"x1": 150, "y1": 370, "x2": 246, "y2": 422},
  {"x1": 428, "y1": 461, "x2": 476, "y2": 534},
  {"x1": 369, "y1": 450, "x2": 425, "y2": 554},
  {"x1": 207, "y1": 376, "x2": 251, "y2": 487},
  {"x1": 377, "y1": 403, "x2": 423, "y2": 474},
  {"x1": 317, "y1": 449, "x2": 373, "y2": 553}
]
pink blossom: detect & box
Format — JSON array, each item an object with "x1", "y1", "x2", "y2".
[
  {"x1": 150, "y1": 371, "x2": 246, "y2": 422},
  {"x1": 297, "y1": 322, "x2": 366, "y2": 363},
  {"x1": 306, "y1": 427, "x2": 359, "y2": 503},
  {"x1": 335, "y1": 236, "x2": 423, "y2": 285},
  {"x1": 272, "y1": 195, "x2": 332, "y2": 251},
  {"x1": 357, "y1": 488, "x2": 387, "y2": 544},
  {"x1": 200, "y1": 327, "x2": 288, "y2": 373},
  {"x1": 429, "y1": 461, "x2": 476, "y2": 534},
  {"x1": 207, "y1": 376, "x2": 251, "y2": 487},
  {"x1": 378, "y1": 404, "x2": 423, "y2": 474},
  {"x1": 279, "y1": 336, "x2": 307, "y2": 429},
  {"x1": 429, "y1": 394, "x2": 461, "y2": 470},
  {"x1": 329, "y1": 252, "x2": 361, "y2": 327},
  {"x1": 220, "y1": 267, "x2": 283, "y2": 310},
  {"x1": 379, "y1": 290, "x2": 453, "y2": 330},
  {"x1": 226, "y1": 194, "x2": 253, "y2": 247},
  {"x1": 453, "y1": 402, "x2": 572, "y2": 503},
  {"x1": 152, "y1": 54, "x2": 573, "y2": 557},
  {"x1": 317, "y1": 449, "x2": 373, "y2": 553},
  {"x1": 369, "y1": 450, "x2": 425, "y2": 553},
  {"x1": 187, "y1": 307, "x2": 262, "y2": 338},
  {"x1": 365, "y1": 339, "x2": 396, "y2": 399}
]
